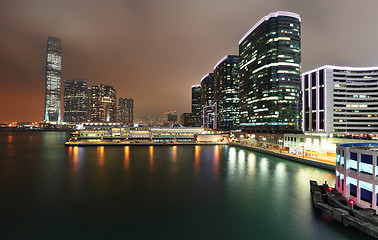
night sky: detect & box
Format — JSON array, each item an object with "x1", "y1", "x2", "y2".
[{"x1": 1, "y1": 0, "x2": 378, "y2": 122}]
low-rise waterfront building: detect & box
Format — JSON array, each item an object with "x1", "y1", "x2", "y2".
[
  {"x1": 336, "y1": 143, "x2": 378, "y2": 213},
  {"x1": 74, "y1": 123, "x2": 206, "y2": 142}
]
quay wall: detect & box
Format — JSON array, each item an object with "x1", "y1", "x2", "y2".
[
  {"x1": 65, "y1": 141, "x2": 227, "y2": 147},
  {"x1": 229, "y1": 142, "x2": 335, "y2": 171}
]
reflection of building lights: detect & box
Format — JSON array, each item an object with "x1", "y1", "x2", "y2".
[
  {"x1": 149, "y1": 146, "x2": 154, "y2": 171},
  {"x1": 98, "y1": 146, "x2": 105, "y2": 166},
  {"x1": 124, "y1": 146, "x2": 130, "y2": 170},
  {"x1": 194, "y1": 145, "x2": 200, "y2": 174},
  {"x1": 73, "y1": 146, "x2": 79, "y2": 165}
]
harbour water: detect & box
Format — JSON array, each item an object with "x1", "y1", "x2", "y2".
[{"x1": 0, "y1": 131, "x2": 372, "y2": 239}]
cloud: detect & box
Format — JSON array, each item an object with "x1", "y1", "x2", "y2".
[{"x1": 1, "y1": 0, "x2": 378, "y2": 122}]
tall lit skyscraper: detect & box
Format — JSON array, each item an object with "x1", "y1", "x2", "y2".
[
  {"x1": 213, "y1": 55, "x2": 240, "y2": 131},
  {"x1": 201, "y1": 73, "x2": 214, "y2": 108},
  {"x1": 63, "y1": 79, "x2": 89, "y2": 123},
  {"x1": 44, "y1": 36, "x2": 62, "y2": 123},
  {"x1": 201, "y1": 73, "x2": 216, "y2": 128},
  {"x1": 191, "y1": 84, "x2": 201, "y2": 127},
  {"x1": 118, "y1": 98, "x2": 134, "y2": 125},
  {"x1": 239, "y1": 11, "x2": 301, "y2": 133},
  {"x1": 90, "y1": 84, "x2": 117, "y2": 122}
]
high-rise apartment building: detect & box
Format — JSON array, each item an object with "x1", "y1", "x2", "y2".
[
  {"x1": 118, "y1": 98, "x2": 134, "y2": 125},
  {"x1": 213, "y1": 55, "x2": 240, "y2": 130},
  {"x1": 191, "y1": 84, "x2": 201, "y2": 127},
  {"x1": 44, "y1": 36, "x2": 62, "y2": 123},
  {"x1": 303, "y1": 65, "x2": 378, "y2": 136},
  {"x1": 90, "y1": 84, "x2": 116, "y2": 122},
  {"x1": 63, "y1": 79, "x2": 89, "y2": 123},
  {"x1": 239, "y1": 11, "x2": 301, "y2": 133}
]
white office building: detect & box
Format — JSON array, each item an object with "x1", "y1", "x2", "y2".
[
  {"x1": 302, "y1": 65, "x2": 378, "y2": 137},
  {"x1": 336, "y1": 143, "x2": 378, "y2": 212}
]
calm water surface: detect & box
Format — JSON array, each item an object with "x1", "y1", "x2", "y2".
[{"x1": 0, "y1": 131, "x2": 372, "y2": 239}]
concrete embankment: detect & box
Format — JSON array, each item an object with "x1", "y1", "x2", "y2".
[
  {"x1": 229, "y1": 142, "x2": 335, "y2": 171},
  {"x1": 310, "y1": 180, "x2": 378, "y2": 238},
  {"x1": 65, "y1": 141, "x2": 227, "y2": 146}
]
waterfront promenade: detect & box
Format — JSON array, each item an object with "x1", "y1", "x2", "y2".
[
  {"x1": 230, "y1": 141, "x2": 335, "y2": 171},
  {"x1": 65, "y1": 140, "x2": 227, "y2": 146},
  {"x1": 66, "y1": 138, "x2": 335, "y2": 171}
]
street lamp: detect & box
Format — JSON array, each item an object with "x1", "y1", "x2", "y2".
[
  {"x1": 262, "y1": 137, "x2": 267, "y2": 149},
  {"x1": 278, "y1": 139, "x2": 283, "y2": 153}
]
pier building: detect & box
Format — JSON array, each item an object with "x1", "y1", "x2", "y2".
[
  {"x1": 336, "y1": 143, "x2": 378, "y2": 213},
  {"x1": 73, "y1": 123, "x2": 209, "y2": 142}
]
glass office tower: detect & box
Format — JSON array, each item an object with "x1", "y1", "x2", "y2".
[
  {"x1": 239, "y1": 11, "x2": 301, "y2": 133},
  {"x1": 44, "y1": 36, "x2": 62, "y2": 123},
  {"x1": 191, "y1": 84, "x2": 201, "y2": 127},
  {"x1": 213, "y1": 55, "x2": 240, "y2": 131},
  {"x1": 63, "y1": 79, "x2": 89, "y2": 123},
  {"x1": 200, "y1": 73, "x2": 215, "y2": 128}
]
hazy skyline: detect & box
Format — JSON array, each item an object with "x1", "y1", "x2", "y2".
[{"x1": 1, "y1": 0, "x2": 378, "y2": 122}]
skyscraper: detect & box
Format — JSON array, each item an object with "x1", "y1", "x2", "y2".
[
  {"x1": 213, "y1": 55, "x2": 240, "y2": 131},
  {"x1": 200, "y1": 73, "x2": 216, "y2": 129},
  {"x1": 90, "y1": 84, "x2": 117, "y2": 122},
  {"x1": 63, "y1": 79, "x2": 89, "y2": 123},
  {"x1": 118, "y1": 98, "x2": 134, "y2": 125},
  {"x1": 44, "y1": 36, "x2": 62, "y2": 123},
  {"x1": 239, "y1": 11, "x2": 301, "y2": 133},
  {"x1": 191, "y1": 84, "x2": 201, "y2": 127}
]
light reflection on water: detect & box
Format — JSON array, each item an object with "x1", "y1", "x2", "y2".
[
  {"x1": 149, "y1": 146, "x2": 154, "y2": 171},
  {"x1": 194, "y1": 145, "x2": 200, "y2": 175},
  {"x1": 171, "y1": 145, "x2": 177, "y2": 173},
  {"x1": 124, "y1": 146, "x2": 130, "y2": 171},
  {"x1": 1, "y1": 132, "x2": 367, "y2": 239}
]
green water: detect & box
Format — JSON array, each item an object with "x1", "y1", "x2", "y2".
[{"x1": 0, "y1": 131, "x2": 372, "y2": 239}]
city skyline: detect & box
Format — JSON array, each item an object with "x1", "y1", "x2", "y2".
[{"x1": 1, "y1": 0, "x2": 378, "y2": 122}]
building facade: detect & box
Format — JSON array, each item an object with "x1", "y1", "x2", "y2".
[
  {"x1": 238, "y1": 11, "x2": 302, "y2": 133},
  {"x1": 163, "y1": 110, "x2": 177, "y2": 126},
  {"x1": 90, "y1": 84, "x2": 117, "y2": 122},
  {"x1": 44, "y1": 36, "x2": 62, "y2": 123},
  {"x1": 213, "y1": 55, "x2": 240, "y2": 131},
  {"x1": 63, "y1": 79, "x2": 89, "y2": 123},
  {"x1": 118, "y1": 98, "x2": 134, "y2": 125},
  {"x1": 191, "y1": 84, "x2": 201, "y2": 127},
  {"x1": 303, "y1": 65, "x2": 378, "y2": 137},
  {"x1": 180, "y1": 113, "x2": 192, "y2": 127},
  {"x1": 336, "y1": 143, "x2": 378, "y2": 212},
  {"x1": 200, "y1": 73, "x2": 216, "y2": 129},
  {"x1": 74, "y1": 123, "x2": 204, "y2": 142}
]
